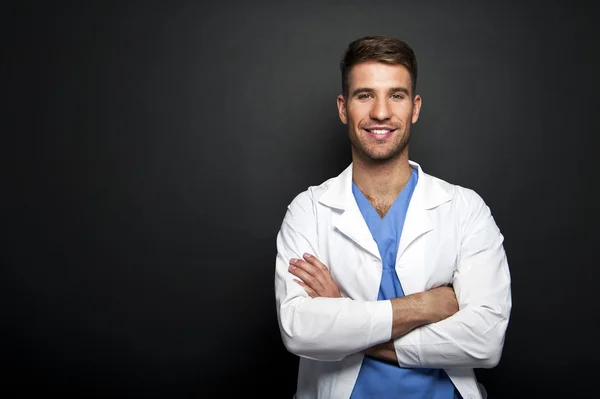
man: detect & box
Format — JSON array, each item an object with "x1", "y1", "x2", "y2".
[{"x1": 274, "y1": 36, "x2": 511, "y2": 399}]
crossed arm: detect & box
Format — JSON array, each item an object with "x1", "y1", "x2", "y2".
[
  {"x1": 288, "y1": 253, "x2": 459, "y2": 363},
  {"x1": 275, "y1": 190, "x2": 511, "y2": 368}
]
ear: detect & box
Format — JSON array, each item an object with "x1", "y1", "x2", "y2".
[
  {"x1": 337, "y1": 95, "x2": 348, "y2": 124},
  {"x1": 411, "y1": 94, "x2": 422, "y2": 124}
]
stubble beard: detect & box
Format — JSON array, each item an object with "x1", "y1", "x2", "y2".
[{"x1": 350, "y1": 123, "x2": 412, "y2": 164}]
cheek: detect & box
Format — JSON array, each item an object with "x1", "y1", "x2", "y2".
[
  {"x1": 347, "y1": 105, "x2": 369, "y2": 126},
  {"x1": 392, "y1": 103, "x2": 412, "y2": 116}
]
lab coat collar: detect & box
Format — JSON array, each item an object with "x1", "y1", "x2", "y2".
[
  {"x1": 318, "y1": 160, "x2": 451, "y2": 211},
  {"x1": 318, "y1": 160, "x2": 452, "y2": 260}
]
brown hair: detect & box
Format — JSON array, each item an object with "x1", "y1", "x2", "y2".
[{"x1": 340, "y1": 36, "x2": 418, "y2": 98}]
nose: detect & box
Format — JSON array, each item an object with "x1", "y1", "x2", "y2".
[{"x1": 369, "y1": 97, "x2": 392, "y2": 121}]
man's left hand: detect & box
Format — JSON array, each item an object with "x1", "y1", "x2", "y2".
[{"x1": 288, "y1": 253, "x2": 342, "y2": 298}]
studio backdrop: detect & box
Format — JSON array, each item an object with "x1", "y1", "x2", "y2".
[{"x1": 2, "y1": 1, "x2": 598, "y2": 397}]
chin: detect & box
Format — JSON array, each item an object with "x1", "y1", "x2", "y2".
[
  {"x1": 367, "y1": 146, "x2": 399, "y2": 159},
  {"x1": 360, "y1": 150, "x2": 395, "y2": 162}
]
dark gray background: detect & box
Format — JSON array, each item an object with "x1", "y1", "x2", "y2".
[{"x1": 2, "y1": 1, "x2": 598, "y2": 397}]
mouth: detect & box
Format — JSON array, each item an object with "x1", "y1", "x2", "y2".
[{"x1": 362, "y1": 127, "x2": 397, "y2": 140}]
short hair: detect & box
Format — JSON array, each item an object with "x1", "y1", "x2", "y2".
[{"x1": 340, "y1": 36, "x2": 418, "y2": 98}]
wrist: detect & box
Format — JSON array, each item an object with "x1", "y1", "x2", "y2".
[
  {"x1": 409, "y1": 292, "x2": 433, "y2": 324},
  {"x1": 390, "y1": 294, "x2": 430, "y2": 338}
]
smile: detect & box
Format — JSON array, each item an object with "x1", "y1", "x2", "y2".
[
  {"x1": 366, "y1": 129, "x2": 394, "y2": 135},
  {"x1": 363, "y1": 128, "x2": 396, "y2": 140}
]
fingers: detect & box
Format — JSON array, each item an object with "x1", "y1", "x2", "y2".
[
  {"x1": 288, "y1": 254, "x2": 337, "y2": 298},
  {"x1": 293, "y1": 279, "x2": 317, "y2": 298},
  {"x1": 289, "y1": 258, "x2": 323, "y2": 290},
  {"x1": 303, "y1": 253, "x2": 329, "y2": 271},
  {"x1": 289, "y1": 256, "x2": 325, "y2": 280}
]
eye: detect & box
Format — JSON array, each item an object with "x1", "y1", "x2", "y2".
[
  {"x1": 357, "y1": 93, "x2": 373, "y2": 99},
  {"x1": 391, "y1": 93, "x2": 405, "y2": 100}
]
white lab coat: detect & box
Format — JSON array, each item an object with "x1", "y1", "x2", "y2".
[{"x1": 274, "y1": 160, "x2": 512, "y2": 399}]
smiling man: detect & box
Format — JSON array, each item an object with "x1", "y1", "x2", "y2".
[{"x1": 274, "y1": 36, "x2": 512, "y2": 399}]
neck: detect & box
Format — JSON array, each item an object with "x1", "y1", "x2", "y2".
[{"x1": 351, "y1": 150, "x2": 413, "y2": 202}]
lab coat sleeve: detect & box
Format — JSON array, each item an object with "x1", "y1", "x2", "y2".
[
  {"x1": 393, "y1": 189, "x2": 512, "y2": 368},
  {"x1": 275, "y1": 191, "x2": 393, "y2": 362}
]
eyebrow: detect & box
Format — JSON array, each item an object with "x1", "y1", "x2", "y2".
[{"x1": 351, "y1": 87, "x2": 411, "y2": 97}]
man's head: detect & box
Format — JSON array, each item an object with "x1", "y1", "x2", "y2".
[
  {"x1": 340, "y1": 36, "x2": 418, "y2": 100},
  {"x1": 337, "y1": 36, "x2": 422, "y2": 163}
]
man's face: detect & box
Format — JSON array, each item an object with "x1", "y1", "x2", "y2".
[{"x1": 337, "y1": 61, "x2": 421, "y2": 162}]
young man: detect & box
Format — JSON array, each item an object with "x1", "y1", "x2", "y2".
[{"x1": 274, "y1": 36, "x2": 512, "y2": 399}]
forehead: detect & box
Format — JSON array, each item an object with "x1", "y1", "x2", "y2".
[{"x1": 348, "y1": 61, "x2": 412, "y2": 90}]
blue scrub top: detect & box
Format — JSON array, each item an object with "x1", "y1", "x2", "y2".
[{"x1": 350, "y1": 167, "x2": 461, "y2": 399}]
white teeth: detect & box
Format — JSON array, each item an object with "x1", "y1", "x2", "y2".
[{"x1": 371, "y1": 129, "x2": 390, "y2": 135}]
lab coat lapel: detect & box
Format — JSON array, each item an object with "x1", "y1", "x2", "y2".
[
  {"x1": 397, "y1": 177, "x2": 433, "y2": 258},
  {"x1": 335, "y1": 198, "x2": 381, "y2": 260},
  {"x1": 398, "y1": 161, "x2": 452, "y2": 258},
  {"x1": 318, "y1": 164, "x2": 381, "y2": 260}
]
